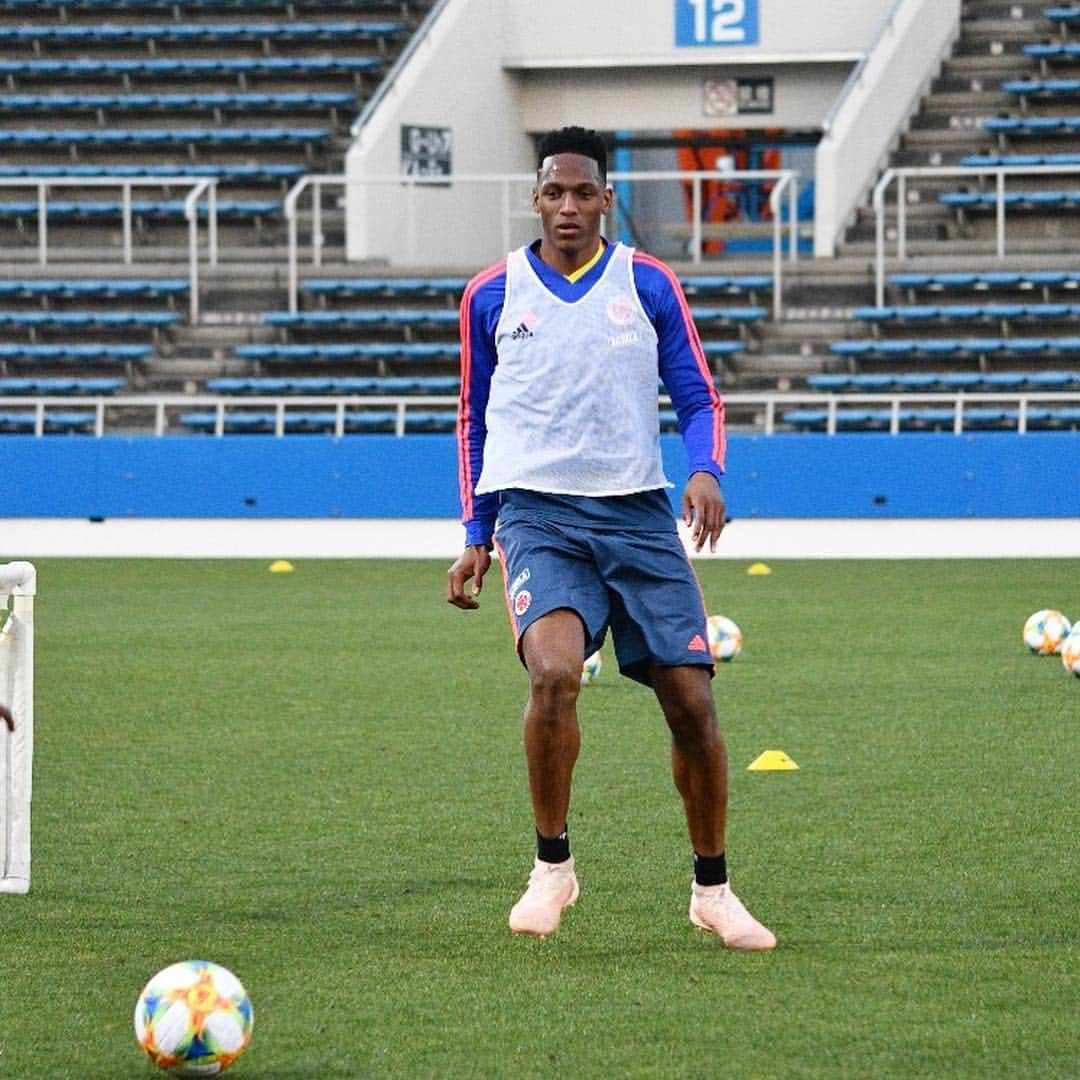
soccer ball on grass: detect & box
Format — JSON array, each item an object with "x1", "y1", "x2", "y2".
[
  {"x1": 134, "y1": 960, "x2": 253, "y2": 1076},
  {"x1": 581, "y1": 650, "x2": 602, "y2": 686},
  {"x1": 1061, "y1": 628, "x2": 1080, "y2": 677},
  {"x1": 1022, "y1": 609, "x2": 1071, "y2": 655},
  {"x1": 706, "y1": 614, "x2": 742, "y2": 662}
]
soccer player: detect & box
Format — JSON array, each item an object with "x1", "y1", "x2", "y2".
[{"x1": 446, "y1": 126, "x2": 775, "y2": 951}]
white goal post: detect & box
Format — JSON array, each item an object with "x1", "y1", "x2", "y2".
[{"x1": 0, "y1": 561, "x2": 35, "y2": 895}]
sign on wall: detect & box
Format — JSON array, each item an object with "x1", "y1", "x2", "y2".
[
  {"x1": 675, "y1": 0, "x2": 760, "y2": 47},
  {"x1": 400, "y1": 125, "x2": 453, "y2": 182},
  {"x1": 703, "y1": 76, "x2": 774, "y2": 116}
]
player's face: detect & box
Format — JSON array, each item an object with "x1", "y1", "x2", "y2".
[{"x1": 533, "y1": 152, "x2": 613, "y2": 272}]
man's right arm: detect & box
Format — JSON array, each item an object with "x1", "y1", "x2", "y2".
[{"x1": 457, "y1": 263, "x2": 504, "y2": 548}]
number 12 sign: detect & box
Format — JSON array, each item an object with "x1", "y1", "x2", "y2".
[{"x1": 675, "y1": 0, "x2": 760, "y2": 47}]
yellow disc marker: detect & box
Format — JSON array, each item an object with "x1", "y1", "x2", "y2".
[
  {"x1": 746, "y1": 562, "x2": 773, "y2": 576},
  {"x1": 269, "y1": 559, "x2": 295, "y2": 573},
  {"x1": 747, "y1": 750, "x2": 799, "y2": 771}
]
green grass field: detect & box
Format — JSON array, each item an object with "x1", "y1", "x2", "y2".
[{"x1": 1, "y1": 557, "x2": 1077, "y2": 1078}]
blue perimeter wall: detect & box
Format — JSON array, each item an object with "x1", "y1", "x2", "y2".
[{"x1": 6, "y1": 432, "x2": 1079, "y2": 519}]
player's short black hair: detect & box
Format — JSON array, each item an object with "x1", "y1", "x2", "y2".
[{"x1": 536, "y1": 126, "x2": 608, "y2": 183}]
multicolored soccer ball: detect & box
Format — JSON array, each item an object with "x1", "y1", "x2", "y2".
[
  {"x1": 1022, "y1": 609, "x2": 1071, "y2": 655},
  {"x1": 1062, "y1": 628, "x2": 1080, "y2": 677},
  {"x1": 134, "y1": 960, "x2": 253, "y2": 1076},
  {"x1": 581, "y1": 650, "x2": 602, "y2": 686},
  {"x1": 706, "y1": 614, "x2": 742, "y2": 662}
]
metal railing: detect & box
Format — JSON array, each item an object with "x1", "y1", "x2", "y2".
[
  {"x1": 283, "y1": 169, "x2": 800, "y2": 319},
  {"x1": 0, "y1": 177, "x2": 219, "y2": 323},
  {"x1": 872, "y1": 163, "x2": 1080, "y2": 306},
  {"x1": 5, "y1": 389, "x2": 1077, "y2": 438}
]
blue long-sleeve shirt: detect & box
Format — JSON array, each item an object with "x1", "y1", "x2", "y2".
[{"x1": 457, "y1": 241, "x2": 726, "y2": 547}]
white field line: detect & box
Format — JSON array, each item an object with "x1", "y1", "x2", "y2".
[{"x1": 1, "y1": 518, "x2": 1078, "y2": 559}]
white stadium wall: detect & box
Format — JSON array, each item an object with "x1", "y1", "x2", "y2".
[
  {"x1": 344, "y1": 0, "x2": 532, "y2": 267},
  {"x1": 500, "y1": 0, "x2": 895, "y2": 66},
  {"x1": 345, "y1": 0, "x2": 945, "y2": 266},
  {"x1": 814, "y1": 0, "x2": 961, "y2": 256}
]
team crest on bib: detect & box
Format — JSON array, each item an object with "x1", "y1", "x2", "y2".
[
  {"x1": 514, "y1": 589, "x2": 532, "y2": 616},
  {"x1": 607, "y1": 295, "x2": 636, "y2": 326}
]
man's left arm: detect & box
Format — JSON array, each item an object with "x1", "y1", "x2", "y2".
[{"x1": 640, "y1": 257, "x2": 728, "y2": 551}]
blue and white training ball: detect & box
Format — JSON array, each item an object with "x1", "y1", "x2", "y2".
[
  {"x1": 1061, "y1": 628, "x2": 1080, "y2": 677},
  {"x1": 1023, "y1": 609, "x2": 1071, "y2": 655},
  {"x1": 707, "y1": 614, "x2": 742, "y2": 662},
  {"x1": 581, "y1": 651, "x2": 602, "y2": 686},
  {"x1": 134, "y1": 960, "x2": 253, "y2": 1076}
]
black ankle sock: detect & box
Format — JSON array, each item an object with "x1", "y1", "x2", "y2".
[
  {"x1": 537, "y1": 825, "x2": 570, "y2": 864},
  {"x1": 693, "y1": 851, "x2": 727, "y2": 886}
]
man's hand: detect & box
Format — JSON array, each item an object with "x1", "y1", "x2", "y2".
[
  {"x1": 681, "y1": 472, "x2": 727, "y2": 553},
  {"x1": 446, "y1": 545, "x2": 492, "y2": 609}
]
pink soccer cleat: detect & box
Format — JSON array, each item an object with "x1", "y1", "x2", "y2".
[
  {"x1": 509, "y1": 856, "x2": 580, "y2": 939},
  {"x1": 689, "y1": 881, "x2": 777, "y2": 951}
]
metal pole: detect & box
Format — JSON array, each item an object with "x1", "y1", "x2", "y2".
[
  {"x1": 313, "y1": 179, "x2": 323, "y2": 268},
  {"x1": 874, "y1": 174, "x2": 887, "y2": 308},
  {"x1": 121, "y1": 183, "x2": 133, "y2": 265},
  {"x1": 691, "y1": 176, "x2": 702, "y2": 264},
  {"x1": 207, "y1": 181, "x2": 218, "y2": 267},
  {"x1": 287, "y1": 198, "x2": 299, "y2": 314},
  {"x1": 770, "y1": 176, "x2": 784, "y2": 321},
  {"x1": 185, "y1": 184, "x2": 202, "y2": 325},
  {"x1": 996, "y1": 170, "x2": 1006, "y2": 258},
  {"x1": 897, "y1": 173, "x2": 907, "y2": 262},
  {"x1": 788, "y1": 174, "x2": 798, "y2": 263},
  {"x1": 37, "y1": 184, "x2": 47, "y2": 267}
]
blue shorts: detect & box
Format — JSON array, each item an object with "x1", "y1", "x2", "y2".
[{"x1": 493, "y1": 516, "x2": 713, "y2": 686}]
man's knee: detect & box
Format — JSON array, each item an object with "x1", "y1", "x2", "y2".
[
  {"x1": 527, "y1": 654, "x2": 582, "y2": 710},
  {"x1": 656, "y1": 675, "x2": 720, "y2": 748}
]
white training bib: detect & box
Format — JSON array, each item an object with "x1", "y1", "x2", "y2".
[{"x1": 475, "y1": 243, "x2": 669, "y2": 497}]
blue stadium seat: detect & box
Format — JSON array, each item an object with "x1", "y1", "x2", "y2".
[
  {"x1": 0, "y1": 411, "x2": 95, "y2": 433},
  {"x1": 302, "y1": 278, "x2": 469, "y2": 299},
  {"x1": 1045, "y1": 7, "x2": 1080, "y2": 24},
  {"x1": 1024, "y1": 40, "x2": 1080, "y2": 59},
  {"x1": 0, "y1": 200, "x2": 278, "y2": 219},
  {"x1": 937, "y1": 372, "x2": 988, "y2": 390},
  {"x1": 939, "y1": 190, "x2": 1080, "y2": 210},
  {"x1": 0, "y1": 0, "x2": 418, "y2": 7},
  {"x1": 804, "y1": 374, "x2": 853, "y2": 391},
  {"x1": 0, "y1": 279, "x2": 188, "y2": 300},
  {"x1": 807, "y1": 371, "x2": 1080, "y2": 392},
  {"x1": 702, "y1": 341, "x2": 745, "y2": 359},
  {"x1": 0, "y1": 377, "x2": 125, "y2": 394},
  {"x1": 205, "y1": 376, "x2": 460, "y2": 395},
  {"x1": 234, "y1": 344, "x2": 460, "y2": 363},
  {"x1": 1000, "y1": 79, "x2": 1080, "y2": 98},
  {"x1": 263, "y1": 310, "x2": 459, "y2": 329},
  {"x1": 0, "y1": 344, "x2": 151, "y2": 363},
  {"x1": 0, "y1": 312, "x2": 179, "y2": 329},
  {"x1": 679, "y1": 275, "x2": 774, "y2": 295},
  {"x1": 889, "y1": 271, "x2": 1080, "y2": 295},
  {"x1": 689, "y1": 306, "x2": 769, "y2": 324},
  {"x1": 982, "y1": 116, "x2": 1080, "y2": 136},
  {"x1": 0, "y1": 128, "x2": 329, "y2": 148},
  {"x1": 0, "y1": 58, "x2": 382, "y2": 79},
  {"x1": 1036, "y1": 407, "x2": 1080, "y2": 425},
  {"x1": 829, "y1": 337, "x2": 1080, "y2": 359},
  {"x1": 854, "y1": 303, "x2": 1080, "y2": 325},
  {"x1": 0, "y1": 94, "x2": 353, "y2": 120},
  {"x1": 0, "y1": 164, "x2": 306, "y2": 183},
  {"x1": 178, "y1": 409, "x2": 431, "y2": 434},
  {"x1": 0, "y1": 22, "x2": 404, "y2": 45}
]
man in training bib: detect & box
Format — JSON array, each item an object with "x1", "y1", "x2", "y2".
[{"x1": 447, "y1": 126, "x2": 775, "y2": 950}]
